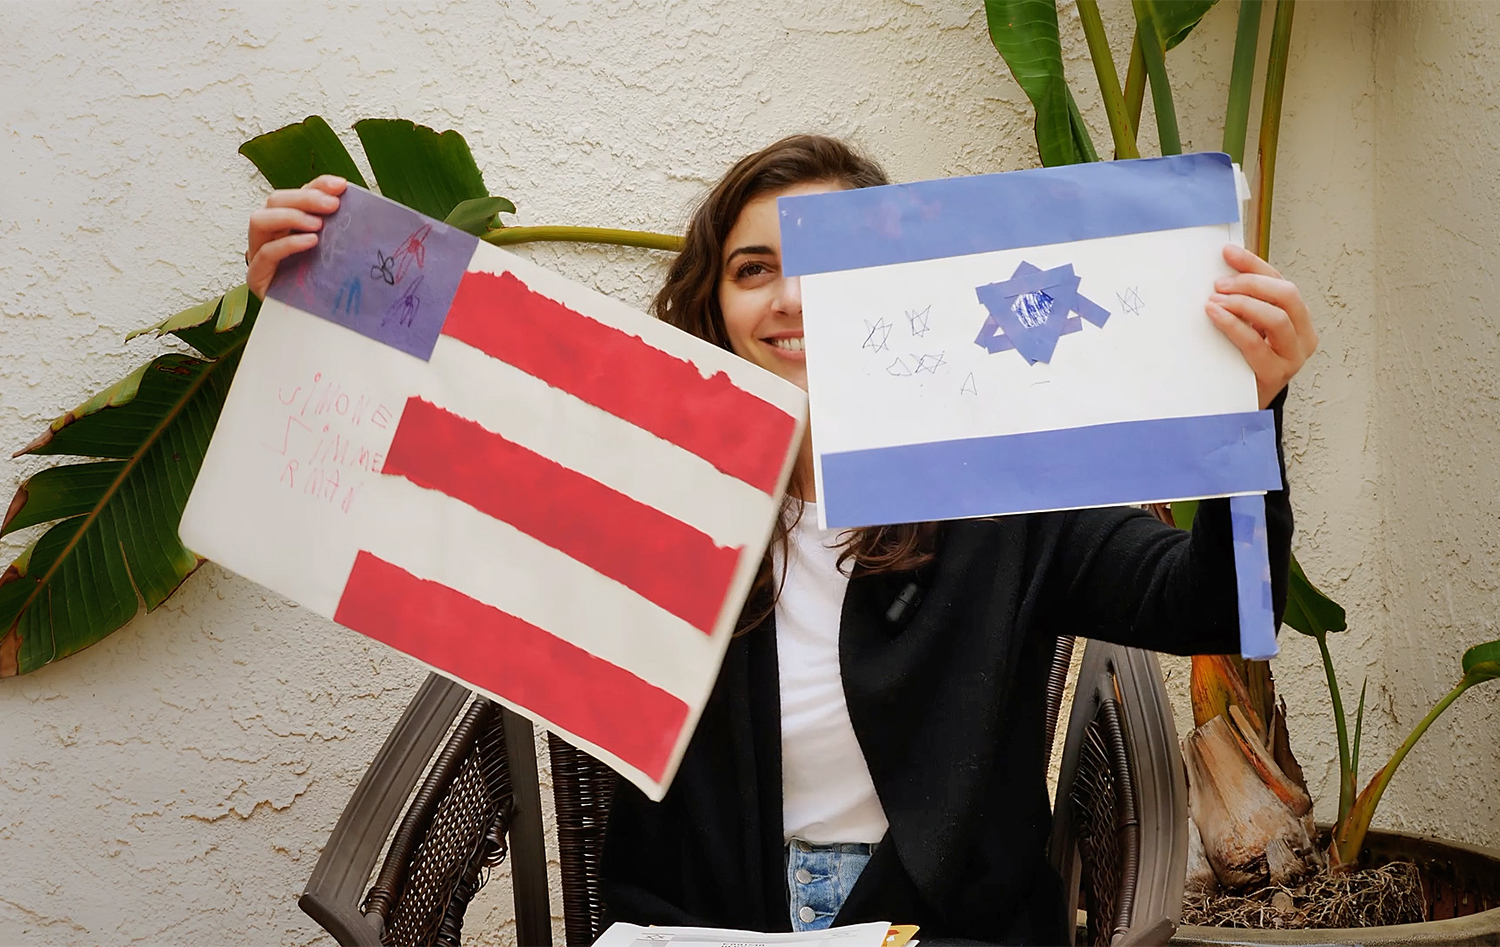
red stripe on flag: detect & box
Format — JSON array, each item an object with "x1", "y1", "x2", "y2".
[
  {"x1": 335, "y1": 551, "x2": 687, "y2": 781},
  {"x1": 383, "y1": 397, "x2": 737, "y2": 634},
  {"x1": 441, "y1": 269, "x2": 795, "y2": 494}
]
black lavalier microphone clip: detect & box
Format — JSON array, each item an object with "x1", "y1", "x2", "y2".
[{"x1": 885, "y1": 581, "x2": 923, "y2": 624}]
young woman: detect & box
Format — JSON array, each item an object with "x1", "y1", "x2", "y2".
[{"x1": 247, "y1": 136, "x2": 1316, "y2": 945}]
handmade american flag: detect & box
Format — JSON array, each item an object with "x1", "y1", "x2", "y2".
[{"x1": 179, "y1": 186, "x2": 806, "y2": 798}]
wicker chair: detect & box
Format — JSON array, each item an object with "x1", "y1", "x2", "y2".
[{"x1": 299, "y1": 636, "x2": 1186, "y2": 947}]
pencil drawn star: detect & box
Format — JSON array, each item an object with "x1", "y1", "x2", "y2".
[
  {"x1": 906, "y1": 306, "x2": 932, "y2": 337},
  {"x1": 1116, "y1": 286, "x2": 1144, "y2": 318},
  {"x1": 863, "y1": 318, "x2": 893, "y2": 353},
  {"x1": 886, "y1": 356, "x2": 913, "y2": 377},
  {"x1": 914, "y1": 352, "x2": 946, "y2": 375}
]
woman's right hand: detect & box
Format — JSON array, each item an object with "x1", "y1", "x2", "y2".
[{"x1": 246, "y1": 174, "x2": 347, "y2": 298}]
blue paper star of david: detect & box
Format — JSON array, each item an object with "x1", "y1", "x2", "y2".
[{"x1": 973, "y1": 262, "x2": 1111, "y2": 364}]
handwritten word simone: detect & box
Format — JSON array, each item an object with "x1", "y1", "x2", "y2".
[
  {"x1": 266, "y1": 370, "x2": 398, "y2": 515},
  {"x1": 275, "y1": 371, "x2": 394, "y2": 429}
]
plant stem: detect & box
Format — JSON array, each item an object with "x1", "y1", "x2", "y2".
[
  {"x1": 1124, "y1": 33, "x2": 1146, "y2": 143},
  {"x1": 1076, "y1": 0, "x2": 1139, "y2": 160},
  {"x1": 1222, "y1": 0, "x2": 1264, "y2": 164},
  {"x1": 1332, "y1": 677, "x2": 1474, "y2": 866},
  {"x1": 1314, "y1": 630, "x2": 1356, "y2": 824},
  {"x1": 1252, "y1": 0, "x2": 1296, "y2": 259},
  {"x1": 1130, "y1": 0, "x2": 1182, "y2": 155},
  {"x1": 483, "y1": 225, "x2": 683, "y2": 252}
]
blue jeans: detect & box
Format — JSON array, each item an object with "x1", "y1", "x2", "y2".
[{"x1": 785, "y1": 839, "x2": 877, "y2": 932}]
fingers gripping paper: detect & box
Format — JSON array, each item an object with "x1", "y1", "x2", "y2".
[
  {"x1": 179, "y1": 186, "x2": 807, "y2": 799},
  {"x1": 779, "y1": 153, "x2": 1280, "y2": 660}
]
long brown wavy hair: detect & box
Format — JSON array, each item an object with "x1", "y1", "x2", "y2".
[{"x1": 653, "y1": 135, "x2": 938, "y2": 623}]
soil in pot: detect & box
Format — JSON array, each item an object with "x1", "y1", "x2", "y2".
[
  {"x1": 1183, "y1": 861, "x2": 1426, "y2": 930},
  {"x1": 1178, "y1": 828, "x2": 1500, "y2": 934}
]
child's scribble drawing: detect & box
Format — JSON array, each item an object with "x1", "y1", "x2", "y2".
[
  {"x1": 906, "y1": 306, "x2": 931, "y2": 337},
  {"x1": 335, "y1": 276, "x2": 363, "y2": 317},
  {"x1": 863, "y1": 318, "x2": 893, "y2": 353},
  {"x1": 371, "y1": 249, "x2": 398, "y2": 285},
  {"x1": 913, "y1": 352, "x2": 946, "y2": 375},
  {"x1": 265, "y1": 185, "x2": 476, "y2": 361},
  {"x1": 370, "y1": 225, "x2": 433, "y2": 287},
  {"x1": 389, "y1": 224, "x2": 432, "y2": 284},
  {"x1": 973, "y1": 261, "x2": 1110, "y2": 364},
  {"x1": 1012, "y1": 291, "x2": 1054, "y2": 329},
  {"x1": 386, "y1": 275, "x2": 425, "y2": 328},
  {"x1": 1116, "y1": 286, "x2": 1144, "y2": 318},
  {"x1": 886, "y1": 357, "x2": 912, "y2": 377},
  {"x1": 960, "y1": 373, "x2": 977, "y2": 396}
]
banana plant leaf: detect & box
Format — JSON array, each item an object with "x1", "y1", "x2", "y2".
[
  {"x1": 1148, "y1": 0, "x2": 1219, "y2": 50},
  {"x1": 2, "y1": 116, "x2": 513, "y2": 675},
  {"x1": 0, "y1": 296, "x2": 256, "y2": 676},
  {"x1": 984, "y1": 0, "x2": 1097, "y2": 167},
  {"x1": 1462, "y1": 639, "x2": 1500, "y2": 685},
  {"x1": 1282, "y1": 551, "x2": 1347, "y2": 636},
  {"x1": 1171, "y1": 497, "x2": 1347, "y2": 636}
]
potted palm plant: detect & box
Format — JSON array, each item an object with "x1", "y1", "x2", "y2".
[{"x1": 981, "y1": 0, "x2": 1500, "y2": 939}]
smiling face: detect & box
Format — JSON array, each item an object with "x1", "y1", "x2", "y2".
[{"x1": 717, "y1": 180, "x2": 844, "y2": 392}]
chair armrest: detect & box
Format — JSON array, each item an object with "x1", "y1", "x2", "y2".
[
  {"x1": 1049, "y1": 643, "x2": 1188, "y2": 947},
  {"x1": 300, "y1": 673, "x2": 471, "y2": 946}
]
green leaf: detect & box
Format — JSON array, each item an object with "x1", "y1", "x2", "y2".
[
  {"x1": 1147, "y1": 0, "x2": 1219, "y2": 50},
  {"x1": 354, "y1": 118, "x2": 491, "y2": 220},
  {"x1": 0, "y1": 337, "x2": 247, "y2": 676},
  {"x1": 1351, "y1": 676, "x2": 1366, "y2": 784},
  {"x1": 984, "y1": 0, "x2": 1096, "y2": 167},
  {"x1": 2, "y1": 461, "x2": 125, "y2": 537},
  {"x1": 215, "y1": 283, "x2": 251, "y2": 332},
  {"x1": 1282, "y1": 553, "x2": 1348, "y2": 637},
  {"x1": 444, "y1": 196, "x2": 518, "y2": 236},
  {"x1": 1461, "y1": 638, "x2": 1500, "y2": 684},
  {"x1": 126, "y1": 283, "x2": 255, "y2": 346},
  {"x1": 174, "y1": 293, "x2": 260, "y2": 360},
  {"x1": 238, "y1": 115, "x2": 367, "y2": 190},
  {"x1": 1064, "y1": 87, "x2": 1101, "y2": 163},
  {"x1": 125, "y1": 295, "x2": 218, "y2": 343},
  {"x1": 1171, "y1": 498, "x2": 1199, "y2": 530}
]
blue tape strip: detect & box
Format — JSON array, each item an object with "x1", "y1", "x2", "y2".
[
  {"x1": 780, "y1": 153, "x2": 1240, "y2": 276},
  {"x1": 819, "y1": 410, "x2": 1282, "y2": 528},
  {"x1": 1230, "y1": 494, "x2": 1279, "y2": 660}
]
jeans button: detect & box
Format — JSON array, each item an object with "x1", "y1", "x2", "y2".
[
  {"x1": 795, "y1": 868, "x2": 813, "y2": 885},
  {"x1": 796, "y1": 840, "x2": 812, "y2": 853},
  {"x1": 798, "y1": 906, "x2": 817, "y2": 924}
]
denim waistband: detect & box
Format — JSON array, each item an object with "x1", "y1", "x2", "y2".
[{"x1": 786, "y1": 838, "x2": 878, "y2": 932}]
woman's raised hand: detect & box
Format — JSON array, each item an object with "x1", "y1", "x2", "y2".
[
  {"x1": 1207, "y1": 244, "x2": 1319, "y2": 409},
  {"x1": 246, "y1": 174, "x2": 347, "y2": 299}
]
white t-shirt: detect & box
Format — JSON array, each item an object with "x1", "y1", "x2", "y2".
[{"x1": 774, "y1": 502, "x2": 890, "y2": 844}]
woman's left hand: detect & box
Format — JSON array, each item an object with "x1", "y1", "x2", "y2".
[{"x1": 1207, "y1": 244, "x2": 1319, "y2": 409}]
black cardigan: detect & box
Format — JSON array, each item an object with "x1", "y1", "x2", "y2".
[{"x1": 601, "y1": 396, "x2": 1292, "y2": 945}]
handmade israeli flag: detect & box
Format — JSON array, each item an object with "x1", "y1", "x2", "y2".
[{"x1": 780, "y1": 153, "x2": 1280, "y2": 660}]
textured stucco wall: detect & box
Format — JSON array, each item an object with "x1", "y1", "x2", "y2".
[
  {"x1": 0, "y1": 2, "x2": 1494, "y2": 944},
  {"x1": 1366, "y1": 0, "x2": 1500, "y2": 847}
]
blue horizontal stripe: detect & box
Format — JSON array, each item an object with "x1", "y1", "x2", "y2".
[
  {"x1": 780, "y1": 153, "x2": 1239, "y2": 276},
  {"x1": 819, "y1": 410, "x2": 1280, "y2": 528}
]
